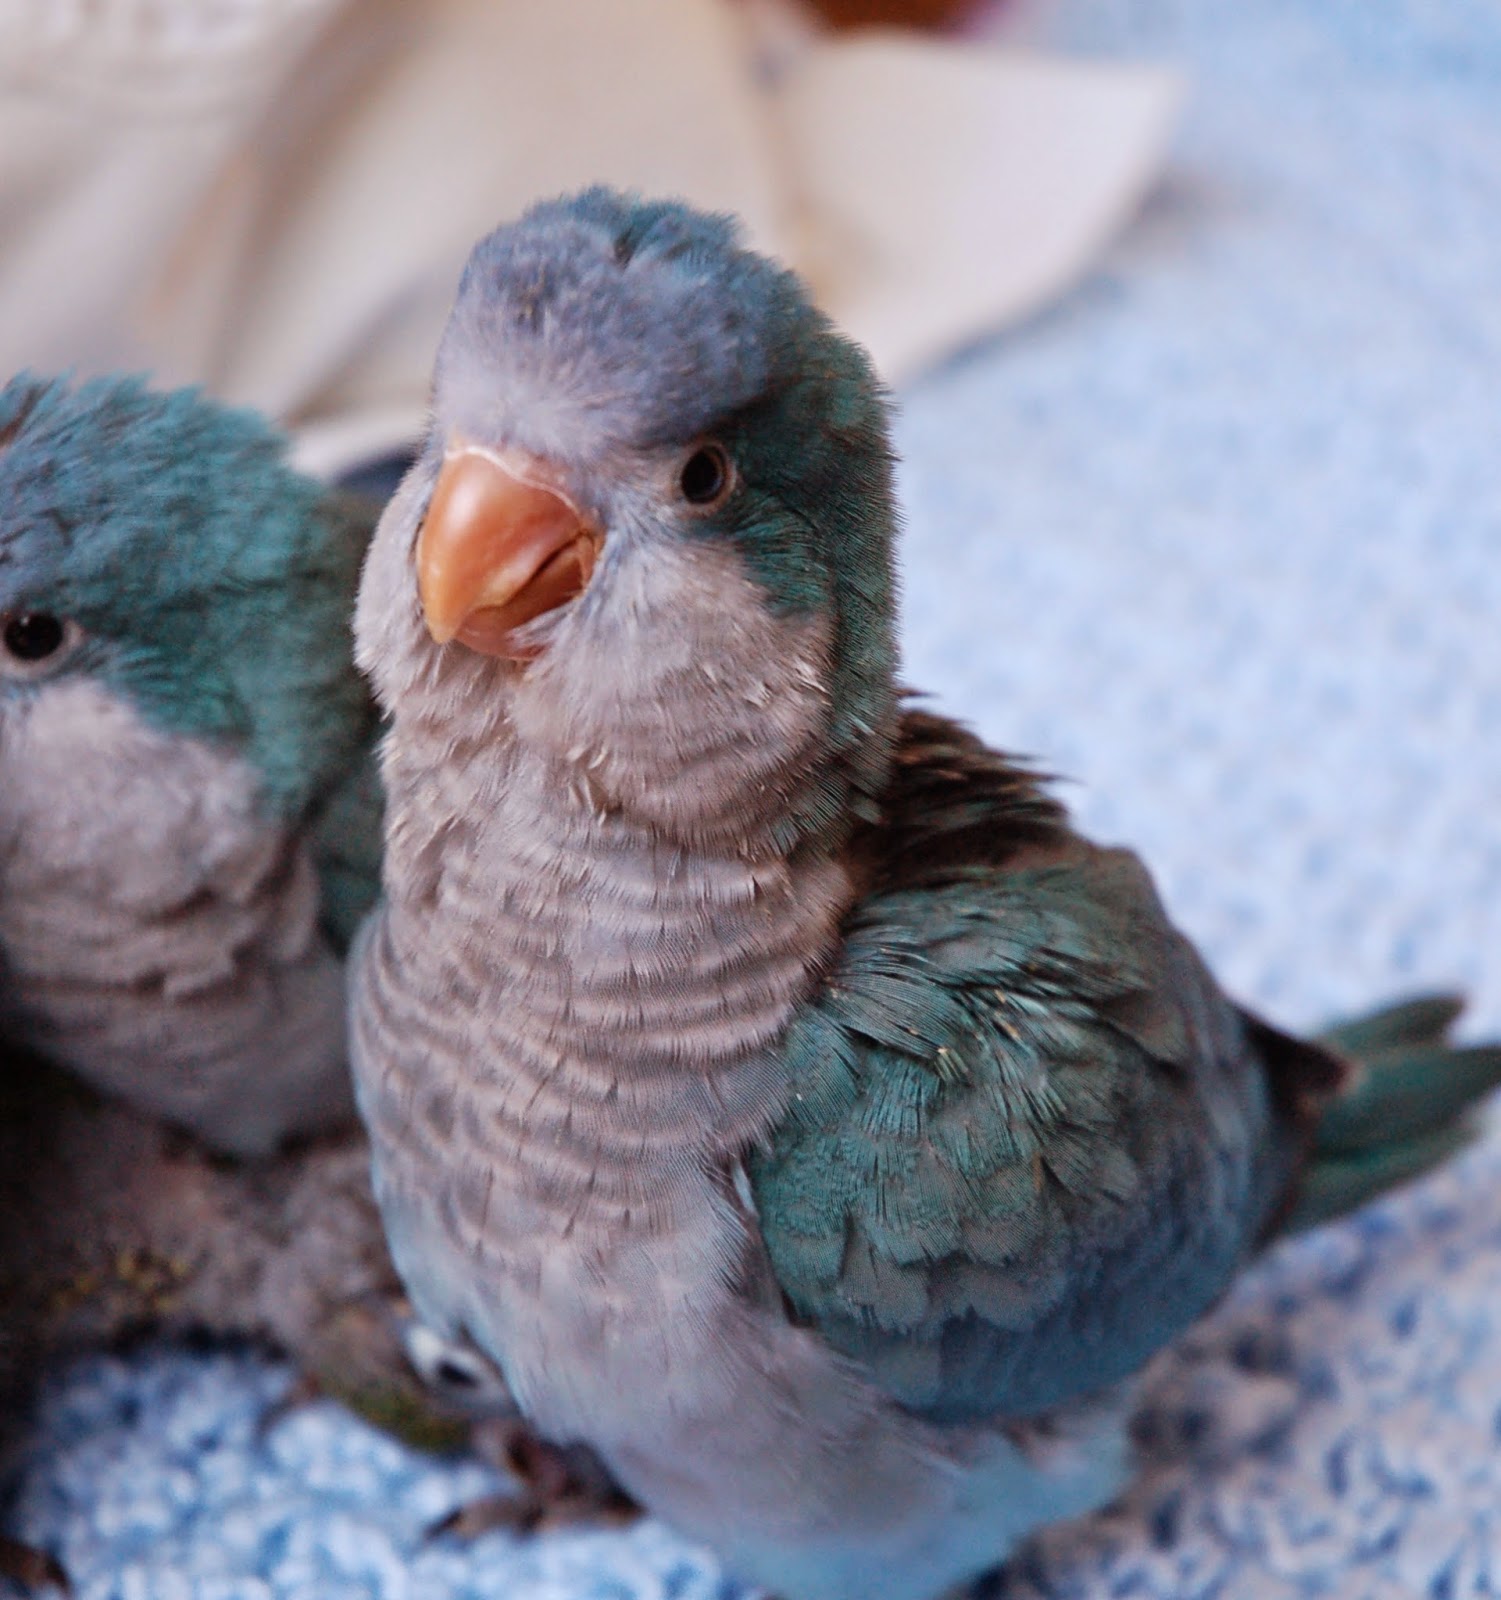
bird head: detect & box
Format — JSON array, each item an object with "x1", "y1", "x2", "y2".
[
  {"x1": 0, "y1": 374, "x2": 373, "y2": 819},
  {"x1": 357, "y1": 188, "x2": 901, "y2": 839}
]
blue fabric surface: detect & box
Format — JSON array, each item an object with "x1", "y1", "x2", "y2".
[{"x1": 9, "y1": 2, "x2": 1501, "y2": 1595}]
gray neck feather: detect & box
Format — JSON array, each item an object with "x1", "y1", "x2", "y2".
[{"x1": 368, "y1": 525, "x2": 870, "y2": 1185}]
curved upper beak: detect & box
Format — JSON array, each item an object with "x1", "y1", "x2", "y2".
[{"x1": 416, "y1": 442, "x2": 601, "y2": 659}]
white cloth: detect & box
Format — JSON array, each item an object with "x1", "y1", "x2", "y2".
[{"x1": 0, "y1": 0, "x2": 1179, "y2": 476}]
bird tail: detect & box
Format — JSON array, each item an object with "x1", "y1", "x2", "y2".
[{"x1": 1281, "y1": 994, "x2": 1501, "y2": 1232}]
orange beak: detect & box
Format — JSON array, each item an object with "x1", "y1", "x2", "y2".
[{"x1": 416, "y1": 443, "x2": 601, "y2": 658}]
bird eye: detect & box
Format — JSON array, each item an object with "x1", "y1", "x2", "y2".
[
  {"x1": 679, "y1": 443, "x2": 733, "y2": 508},
  {"x1": 0, "y1": 612, "x2": 80, "y2": 677}
]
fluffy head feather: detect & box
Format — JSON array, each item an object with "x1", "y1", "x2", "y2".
[
  {"x1": 367, "y1": 187, "x2": 902, "y2": 840},
  {"x1": 0, "y1": 373, "x2": 374, "y2": 818}
]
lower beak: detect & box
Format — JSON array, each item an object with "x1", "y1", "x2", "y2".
[{"x1": 417, "y1": 443, "x2": 600, "y2": 658}]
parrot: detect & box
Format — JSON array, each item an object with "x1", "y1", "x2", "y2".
[
  {"x1": 0, "y1": 379, "x2": 631, "y2": 1586},
  {"x1": 0, "y1": 373, "x2": 385, "y2": 1156},
  {"x1": 347, "y1": 188, "x2": 1501, "y2": 1600}
]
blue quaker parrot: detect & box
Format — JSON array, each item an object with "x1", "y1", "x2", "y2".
[
  {"x1": 349, "y1": 189, "x2": 1501, "y2": 1600},
  {"x1": 0, "y1": 374, "x2": 383, "y2": 1157}
]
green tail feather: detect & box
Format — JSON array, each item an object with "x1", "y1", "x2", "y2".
[
  {"x1": 1284, "y1": 993, "x2": 1501, "y2": 1233},
  {"x1": 1315, "y1": 994, "x2": 1464, "y2": 1059}
]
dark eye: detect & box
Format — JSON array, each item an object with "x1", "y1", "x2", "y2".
[
  {"x1": 1, "y1": 612, "x2": 79, "y2": 676},
  {"x1": 5, "y1": 612, "x2": 64, "y2": 661},
  {"x1": 679, "y1": 443, "x2": 733, "y2": 508}
]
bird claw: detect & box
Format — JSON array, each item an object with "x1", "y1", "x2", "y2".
[
  {"x1": 427, "y1": 1493, "x2": 547, "y2": 1541},
  {"x1": 428, "y1": 1425, "x2": 639, "y2": 1541},
  {"x1": 0, "y1": 1534, "x2": 70, "y2": 1594},
  {"x1": 427, "y1": 1486, "x2": 639, "y2": 1541}
]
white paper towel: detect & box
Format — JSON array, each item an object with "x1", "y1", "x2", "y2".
[{"x1": 0, "y1": 0, "x2": 1180, "y2": 476}]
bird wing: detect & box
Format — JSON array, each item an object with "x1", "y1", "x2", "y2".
[
  {"x1": 750, "y1": 711, "x2": 1335, "y2": 1423},
  {"x1": 273, "y1": 486, "x2": 387, "y2": 955},
  {"x1": 308, "y1": 738, "x2": 385, "y2": 955}
]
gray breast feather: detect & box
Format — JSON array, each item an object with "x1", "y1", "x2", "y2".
[{"x1": 0, "y1": 678, "x2": 352, "y2": 1155}]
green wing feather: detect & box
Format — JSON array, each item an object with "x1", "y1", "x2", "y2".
[
  {"x1": 751, "y1": 711, "x2": 1321, "y2": 1421},
  {"x1": 291, "y1": 487, "x2": 387, "y2": 953},
  {"x1": 308, "y1": 737, "x2": 385, "y2": 954},
  {"x1": 753, "y1": 715, "x2": 1501, "y2": 1420}
]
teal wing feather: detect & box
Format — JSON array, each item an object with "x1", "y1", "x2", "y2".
[
  {"x1": 309, "y1": 735, "x2": 384, "y2": 955},
  {"x1": 293, "y1": 488, "x2": 386, "y2": 955},
  {"x1": 751, "y1": 711, "x2": 1335, "y2": 1422}
]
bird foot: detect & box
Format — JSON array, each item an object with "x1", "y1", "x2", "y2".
[
  {"x1": 429, "y1": 1424, "x2": 639, "y2": 1540},
  {"x1": 428, "y1": 1488, "x2": 629, "y2": 1540},
  {"x1": 0, "y1": 1534, "x2": 69, "y2": 1594}
]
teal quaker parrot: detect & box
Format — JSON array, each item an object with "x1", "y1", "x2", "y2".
[
  {"x1": 349, "y1": 189, "x2": 1501, "y2": 1600},
  {"x1": 0, "y1": 374, "x2": 382, "y2": 1156}
]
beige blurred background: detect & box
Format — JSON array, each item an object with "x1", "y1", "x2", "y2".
[{"x1": 0, "y1": 0, "x2": 1176, "y2": 477}]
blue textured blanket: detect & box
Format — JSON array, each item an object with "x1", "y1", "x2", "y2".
[{"x1": 9, "y1": 1, "x2": 1501, "y2": 1594}]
